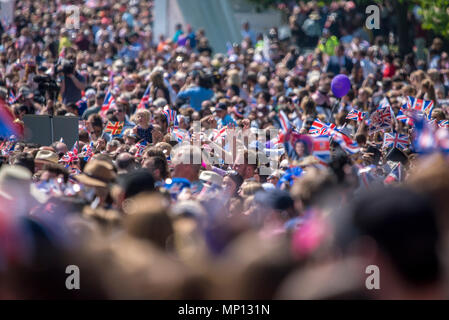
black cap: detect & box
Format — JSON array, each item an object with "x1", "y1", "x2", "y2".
[
  {"x1": 216, "y1": 102, "x2": 227, "y2": 111},
  {"x1": 386, "y1": 147, "x2": 408, "y2": 165}
]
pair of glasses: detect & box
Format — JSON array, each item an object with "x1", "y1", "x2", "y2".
[{"x1": 114, "y1": 109, "x2": 124, "y2": 113}]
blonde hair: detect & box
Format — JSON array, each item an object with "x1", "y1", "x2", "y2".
[
  {"x1": 240, "y1": 181, "x2": 263, "y2": 197},
  {"x1": 135, "y1": 109, "x2": 151, "y2": 123}
]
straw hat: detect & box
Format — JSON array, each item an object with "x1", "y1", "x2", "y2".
[
  {"x1": 34, "y1": 150, "x2": 59, "y2": 165},
  {"x1": 199, "y1": 170, "x2": 223, "y2": 187},
  {"x1": 75, "y1": 160, "x2": 116, "y2": 188}
]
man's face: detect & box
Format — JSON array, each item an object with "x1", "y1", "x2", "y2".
[
  {"x1": 92, "y1": 125, "x2": 103, "y2": 137},
  {"x1": 113, "y1": 107, "x2": 125, "y2": 121},
  {"x1": 215, "y1": 109, "x2": 226, "y2": 119},
  {"x1": 233, "y1": 154, "x2": 248, "y2": 178}
]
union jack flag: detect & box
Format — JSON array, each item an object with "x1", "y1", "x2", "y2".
[
  {"x1": 309, "y1": 119, "x2": 336, "y2": 136},
  {"x1": 61, "y1": 149, "x2": 79, "y2": 165},
  {"x1": 135, "y1": 140, "x2": 147, "y2": 158},
  {"x1": 213, "y1": 126, "x2": 227, "y2": 142},
  {"x1": 405, "y1": 96, "x2": 434, "y2": 120},
  {"x1": 346, "y1": 109, "x2": 367, "y2": 122},
  {"x1": 278, "y1": 110, "x2": 291, "y2": 133},
  {"x1": 137, "y1": 83, "x2": 150, "y2": 109},
  {"x1": 171, "y1": 128, "x2": 189, "y2": 143},
  {"x1": 383, "y1": 132, "x2": 409, "y2": 150},
  {"x1": 312, "y1": 135, "x2": 331, "y2": 162},
  {"x1": 384, "y1": 163, "x2": 402, "y2": 185},
  {"x1": 396, "y1": 108, "x2": 415, "y2": 126},
  {"x1": 369, "y1": 106, "x2": 393, "y2": 133},
  {"x1": 330, "y1": 131, "x2": 360, "y2": 154},
  {"x1": 104, "y1": 121, "x2": 124, "y2": 136},
  {"x1": 76, "y1": 96, "x2": 88, "y2": 111},
  {"x1": 82, "y1": 141, "x2": 94, "y2": 162},
  {"x1": 100, "y1": 91, "x2": 115, "y2": 117},
  {"x1": 0, "y1": 139, "x2": 15, "y2": 155},
  {"x1": 8, "y1": 91, "x2": 16, "y2": 104}
]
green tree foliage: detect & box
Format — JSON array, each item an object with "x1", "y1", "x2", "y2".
[
  {"x1": 418, "y1": 0, "x2": 449, "y2": 38},
  {"x1": 246, "y1": 0, "x2": 449, "y2": 39}
]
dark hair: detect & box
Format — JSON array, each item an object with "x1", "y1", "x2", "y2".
[
  {"x1": 144, "y1": 156, "x2": 168, "y2": 180},
  {"x1": 88, "y1": 114, "x2": 103, "y2": 128},
  {"x1": 257, "y1": 91, "x2": 271, "y2": 104},
  {"x1": 13, "y1": 152, "x2": 35, "y2": 173},
  {"x1": 226, "y1": 170, "x2": 244, "y2": 196},
  {"x1": 118, "y1": 169, "x2": 155, "y2": 199},
  {"x1": 42, "y1": 163, "x2": 69, "y2": 183}
]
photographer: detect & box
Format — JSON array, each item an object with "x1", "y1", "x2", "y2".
[{"x1": 59, "y1": 54, "x2": 86, "y2": 105}]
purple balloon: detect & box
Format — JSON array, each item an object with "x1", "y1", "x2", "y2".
[{"x1": 331, "y1": 74, "x2": 351, "y2": 98}]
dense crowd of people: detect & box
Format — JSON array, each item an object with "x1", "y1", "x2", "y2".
[{"x1": 1, "y1": 0, "x2": 449, "y2": 299}]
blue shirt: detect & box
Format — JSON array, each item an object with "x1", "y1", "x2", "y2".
[
  {"x1": 218, "y1": 114, "x2": 236, "y2": 127},
  {"x1": 177, "y1": 86, "x2": 214, "y2": 111},
  {"x1": 118, "y1": 42, "x2": 142, "y2": 60}
]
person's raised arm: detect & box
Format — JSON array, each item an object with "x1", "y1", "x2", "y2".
[{"x1": 69, "y1": 73, "x2": 86, "y2": 91}]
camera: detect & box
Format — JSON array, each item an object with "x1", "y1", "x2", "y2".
[{"x1": 33, "y1": 74, "x2": 59, "y2": 102}]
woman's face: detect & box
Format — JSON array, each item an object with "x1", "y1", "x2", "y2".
[
  {"x1": 223, "y1": 176, "x2": 237, "y2": 196},
  {"x1": 295, "y1": 141, "x2": 306, "y2": 157}
]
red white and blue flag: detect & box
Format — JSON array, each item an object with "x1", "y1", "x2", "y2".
[
  {"x1": 369, "y1": 106, "x2": 393, "y2": 133},
  {"x1": 384, "y1": 163, "x2": 402, "y2": 185},
  {"x1": 438, "y1": 120, "x2": 449, "y2": 128},
  {"x1": 330, "y1": 131, "x2": 360, "y2": 154},
  {"x1": 405, "y1": 96, "x2": 434, "y2": 120},
  {"x1": 61, "y1": 149, "x2": 79, "y2": 166},
  {"x1": 309, "y1": 119, "x2": 336, "y2": 136},
  {"x1": 8, "y1": 91, "x2": 16, "y2": 104},
  {"x1": 278, "y1": 110, "x2": 291, "y2": 133},
  {"x1": 171, "y1": 128, "x2": 189, "y2": 143},
  {"x1": 100, "y1": 91, "x2": 115, "y2": 117},
  {"x1": 312, "y1": 135, "x2": 331, "y2": 162},
  {"x1": 82, "y1": 141, "x2": 94, "y2": 162},
  {"x1": 396, "y1": 108, "x2": 415, "y2": 126},
  {"x1": 383, "y1": 132, "x2": 409, "y2": 150},
  {"x1": 346, "y1": 109, "x2": 367, "y2": 122},
  {"x1": 135, "y1": 140, "x2": 147, "y2": 158},
  {"x1": 213, "y1": 126, "x2": 228, "y2": 142},
  {"x1": 162, "y1": 108, "x2": 178, "y2": 127},
  {"x1": 137, "y1": 83, "x2": 150, "y2": 110}
]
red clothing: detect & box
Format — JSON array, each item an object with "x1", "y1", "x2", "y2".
[{"x1": 383, "y1": 63, "x2": 396, "y2": 78}]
